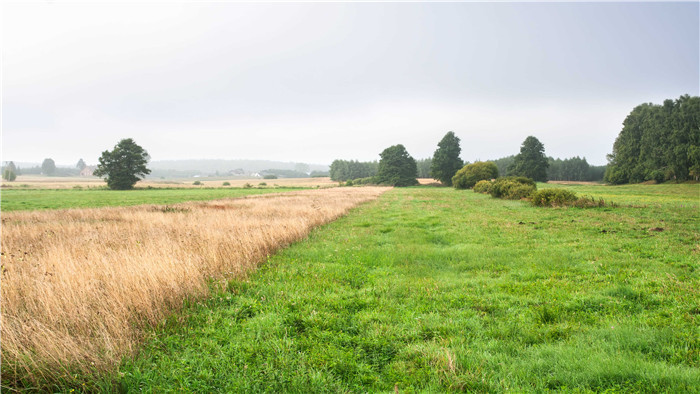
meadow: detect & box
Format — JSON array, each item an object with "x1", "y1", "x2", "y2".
[
  {"x1": 105, "y1": 183, "x2": 698, "y2": 392},
  {"x1": 1, "y1": 187, "x2": 388, "y2": 388},
  {"x1": 1, "y1": 183, "x2": 698, "y2": 391}
]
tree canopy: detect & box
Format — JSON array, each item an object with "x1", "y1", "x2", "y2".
[
  {"x1": 605, "y1": 95, "x2": 700, "y2": 184},
  {"x1": 508, "y1": 136, "x2": 549, "y2": 182},
  {"x1": 76, "y1": 159, "x2": 87, "y2": 170},
  {"x1": 41, "y1": 158, "x2": 56, "y2": 176},
  {"x1": 430, "y1": 131, "x2": 463, "y2": 186},
  {"x1": 2, "y1": 161, "x2": 17, "y2": 181},
  {"x1": 376, "y1": 144, "x2": 418, "y2": 187},
  {"x1": 94, "y1": 138, "x2": 151, "y2": 190}
]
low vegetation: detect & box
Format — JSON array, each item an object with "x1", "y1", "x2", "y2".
[
  {"x1": 100, "y1": 184, "x2": 698, "y2": 392},
  {"x1": 531, "y1": 188, "x2": 618, "y2": 208},
  {"x1": 1, "y1": 188, "x2": 388, "y2": 388},
  {"x1": 452, "y1": 161, "x2": 498, "y2": 189},
  {"x1": 488, "y1": 176, "x2": 537, "y2": 199},
  {"x1": 530, "y1": 188, "x2": 578, "y2": 206}
]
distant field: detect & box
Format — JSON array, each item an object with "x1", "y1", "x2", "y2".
[
  {"x1": 1, "y1": 175, "x2": 338, "y2": 190},
  {"x1": 102, "y1": 183, "x2": 698, "y2": 392},
  {"x1": 0, "y1": 187, "x2": 306, "y2": 211}
]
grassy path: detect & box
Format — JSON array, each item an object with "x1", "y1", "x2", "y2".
[
  {"x1": 0, "y1": 187, "x2": 305, "y2": 211},
  {"x1": 103, "y1": 186, "x2": 697, "y2": 392}
]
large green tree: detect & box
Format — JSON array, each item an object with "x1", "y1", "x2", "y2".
[
  {"x1": 430, "y1": 131, "x2": 463, "y2": 186},
  {"x1": 41, "y1": 158, "x2": 56, "y2": 176},
  {"x1": 376, "y1": 144, "x2": 418, "y2": 187},
  {"x1": 508, "y1": 136, "x2": 549, "y2": 182},
  {"x1": 94, "y1": 138, "x2": 151, "y2": 190},
  {"x1": 605, "y1": 95, "x2": 700, "y2": 184}
]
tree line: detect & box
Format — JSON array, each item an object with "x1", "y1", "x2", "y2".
[
  {"x1": 2, "y1": 158, "x2": 91, "y2": 180},
  {"x1": 605, "y1": 94, "x2": 699, "y2": 183},
  {"x1": 329, "y1": 160, "x2": 379, "y2": 182}
]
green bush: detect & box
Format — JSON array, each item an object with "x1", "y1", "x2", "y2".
[
  {"x1": 193, "y1": 180, "x2": 202, "y2": 185},
  {"x1": 258, "y1": 182, "x2": 267, "y2": 186},
  {"x1": 345, "y1": 180, "x2": 354, "y2": 186},
  {"x1": 452, "y1": 161, "x2": 499, "y2": 189},
  {"x1": 489, "y1": 177, "x2": 536, "y2": 200},
  {"x1": 352, "y1": 177, "x2": 378, "y2": 185},
  {"x1": 473, "y1": 180, "x2": 493, "y2": 194},
  {"x1": 571, "y1": 196, "x2": 617, "y2": 208},
  {"x1": 263, "y1": 175, "x2": 278, "y2": 179},
  {"x1": 531, "y1": 188, "x2": 578, "y2": 207},
  {"x1": 222, "y1": 181, "x2": 231, "y2": 186}
]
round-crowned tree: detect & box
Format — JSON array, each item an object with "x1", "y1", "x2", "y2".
[
  {"x1": 376, "y1": 144, "x2": 419, "y2": 187},
  {"x1": 452, "y1": 161, "x2": 499, "y2": 189},
  {"x1": 41, "y1": 158, "x2": 56, "y2": 176},
  {"x1": 93, "y1": 138, "x2": 151, "y2": 190},
  {"x1": 430, "y1": 131, "x2": 463, "y2": 186}
]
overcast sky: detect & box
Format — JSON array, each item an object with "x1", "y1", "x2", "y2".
[{"x1": 2, "y1": 1, "x2": 698, "y2": 166}]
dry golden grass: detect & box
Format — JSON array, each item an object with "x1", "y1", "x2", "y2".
[
  {"x1": 1, "y1": 187, "x2": 388, "y2": 386},
  {"x1": 1, "y1": 175, "x2": 338, "y2": 189}
]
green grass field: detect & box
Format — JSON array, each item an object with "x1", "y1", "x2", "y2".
[
  {"x1": 0, "y1": 187, "x2": 306, "y2": 211},
  {"x1": 89, "y1": 183, "x2": 698, "y2": 392}
]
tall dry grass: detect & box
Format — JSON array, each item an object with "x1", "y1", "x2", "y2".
[{"x1": 1, "y1": 187, "x2": 388, "y2": 387}]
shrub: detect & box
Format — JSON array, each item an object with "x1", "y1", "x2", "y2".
[
  {"x1": 193, "y1": 180, "x2": 202, "y2": 185},
  {"x1": 258, "y1": 182, "x2": 267, "y2": 186},
  {"x1": 263, "y1": 175, "x2": 278, "y2": 179},
  {"x1": 352, "y1": 177, "x2": 377, "y2": 185},
  {"x1": 571, "y1": 196, "x2": 617, "y2": 208},
  {"x1": 345, "y1": 180, "x2": 354, "y2": 186},
  {"x1": 531, "y1": 189, "x2": 578, "y2": 207},
  {"x1": 489, "y1": 177, "x2": 536, "y2": 199},
  {"x1": 243, "y1": 183, "x2": 253, "y2": 188},
  {"x1": 222, "y1": 181, "x2": 231, "y2": 186},
  {"x1": 473, "y1": 180, "x2": 493, "y2": 194},
  {"x1": 452, "y1": 161, "x2": 499, "y2": 189}
]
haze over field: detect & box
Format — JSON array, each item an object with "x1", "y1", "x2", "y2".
[{"x1": 3, "y1": 1, "x2": 698, "y2": 166}]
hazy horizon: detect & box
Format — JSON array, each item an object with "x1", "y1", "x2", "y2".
[{"x1": 3, "y1": 2, "x2": 698, "y2": 167}]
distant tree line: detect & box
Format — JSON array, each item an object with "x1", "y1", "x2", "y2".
[
  {"x1": 2, "y1": 158, "x2": 94, "y2": 178},
  {"x1": 416, "y1": 158, "x2": 432, "y2": 178},
  {"x1": 605, "y1": 94, "x2": 700, "y2": 183},
  {"x1": 329, "y1": 160, "x2": 379, "y2": 182},
  {"x1": 547, "y1": 157, "x2": 606, "y2": 182},
  {"x1": 489, "y1": 155, "x2": 605, "y2": 182},
  {"x1": 261, "y1": 169, "x2": 310, "y2": 178}
]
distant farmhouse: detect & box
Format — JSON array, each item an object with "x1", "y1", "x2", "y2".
[{"x1": 80, "y1": 166, "x2": 97, "y2": 177}]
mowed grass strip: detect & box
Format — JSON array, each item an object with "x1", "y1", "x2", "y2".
[
  {"x1": 0, "y1": 187, "x2": 306, "y2": 211},
  {"x1": 1, "y1": 187, "x2": 388, "y2": 390},
  {"x1": 109, "y1": 185, "x2": 699, "y2": 392}
]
